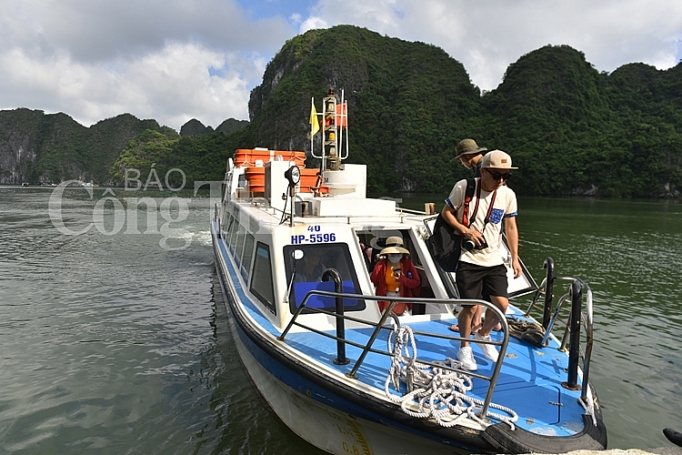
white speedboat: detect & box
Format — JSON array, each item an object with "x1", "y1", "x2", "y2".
[{"x1": 210, "y1": 89, "x2": 607, "y2": 454}]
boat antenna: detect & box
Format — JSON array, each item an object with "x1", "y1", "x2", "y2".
[
  {"x1": 339, "y1": 89, "x2": 348, "y2": 161},
  {"x1": 309, "y1": 89, "x2": 348, "y2": 195},
  {"x1": 323, "y1": 89, "x2": 341, "y2": 171}
]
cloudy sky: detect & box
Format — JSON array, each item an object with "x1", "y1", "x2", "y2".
[{"x1": 1, "y1": 0, "x2": 680, "y2": 131}]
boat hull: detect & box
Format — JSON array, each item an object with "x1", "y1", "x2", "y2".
[
  {"x1": 211, "y1": 225, "x2": 606, "y2": 454},
  {"x1": 212, "y1": 230, "x2": 484, "y2": 454},
  {"x1": 210, "y1": 90, "x2": 606, "y2": 452},
  {"x1": 225, "y1": 299, "x2": 469, "y2": 455}
]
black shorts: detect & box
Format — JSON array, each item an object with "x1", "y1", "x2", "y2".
[{"x1": 456, "y1": 262, "x2": 508, "y2": 301}]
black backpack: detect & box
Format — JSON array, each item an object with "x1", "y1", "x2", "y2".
[{"x1": 427, "y1": 178, "x2": 476, "y2": 272}]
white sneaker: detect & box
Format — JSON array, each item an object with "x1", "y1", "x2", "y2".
[
  {"x1": 474, "y1": 333, "x2": 499, "y2": 362},
  {"x1": 457, "y1": 346, "x2": 477, "y2": 371}
]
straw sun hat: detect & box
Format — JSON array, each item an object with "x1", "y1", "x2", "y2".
[{"x1": 377, "y1": 236, "x2": 410, "y2": 256}]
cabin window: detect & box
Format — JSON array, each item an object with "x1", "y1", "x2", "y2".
[
  {"x1": 227, "y1": 215, "x2": 239, "y2": 253},
  {"x1": 241, "y1": 233, "x2": 255, "y2": 282},
  {"x1": 222, "y1": 203, "x2": 234, "y2": 231},
  {"x1": 235, "y1": 223, "x2": 246, "y2": 268},
  {"x1": 250, "y1": 242, "x2": 276, "y2": 314},
  {"x1": 222, "y1": 213, "x2": 234, "y2": 239},
  {"x1": 356, "y1": 229, "x2": 439, "y2": 314},
  {"x1": 283, "y1": 243, "x2": 365, "y2": 314}
]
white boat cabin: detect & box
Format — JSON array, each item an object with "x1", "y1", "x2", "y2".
[{"x1": 214, "y1": 150, "x2": 466, "y2": 332}]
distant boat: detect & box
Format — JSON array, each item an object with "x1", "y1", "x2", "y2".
[
  {"x1": 210, "y1": 89, "x2": 608, "y2": 454},
  {"x1": 64, "y1": 180, "x2": 98, "y2": 187}
]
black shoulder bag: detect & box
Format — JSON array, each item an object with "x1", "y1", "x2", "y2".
[{"x1": 427, "y1": 178, "x2": 476, "y2": 272}]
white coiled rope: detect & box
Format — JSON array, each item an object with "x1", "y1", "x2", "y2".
[{"x1": 384, "y1": 324, "x2": 518, "y2": 429}]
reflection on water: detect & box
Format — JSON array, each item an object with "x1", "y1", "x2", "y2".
[{"x1": 0, "y1": 188, "x2": 220, "y2": 454}]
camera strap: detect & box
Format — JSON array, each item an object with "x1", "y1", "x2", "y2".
[
  {"x1": 460, "y1": 178, "x2": 477, "y2": 227},
  {"x1": 469, "y1": 182, "x2": 497, "y2": 232}
]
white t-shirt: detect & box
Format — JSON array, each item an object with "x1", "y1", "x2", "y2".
[{"x1": 445, "y1": 178, "x2": 518, "y2": 267}]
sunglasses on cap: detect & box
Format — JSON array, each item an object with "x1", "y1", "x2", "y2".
[{"x1": 485, "y1": 169, "x2": 512, "y2": 181}]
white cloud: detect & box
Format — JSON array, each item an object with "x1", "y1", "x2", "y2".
[
  {"x1": 0, "y1": 0, "x2": 681, "y2": 130},
  {"x1": 0, "y1": 41, "x2": 262, "y2": 129},
  {"x1": 0, "y1": 0, "x2": 293, "y2": 128},
  {"x1": 301, "y1": 0, "x2": 682, "y2": 91}
]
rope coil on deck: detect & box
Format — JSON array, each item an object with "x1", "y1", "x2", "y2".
[
  {"x1": 384, "y1": 324, "x2": 518, "y2": 429},
  {"x1": 507, "y1": 318, "x2": 546, "y2": 347}
]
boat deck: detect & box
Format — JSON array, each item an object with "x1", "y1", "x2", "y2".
[
  {"x1": 214, "y1": 220, "x2": 591, "y2": 440},
  {"x1": 245, "y1": 293, "x2": 588, "y2": 437}
]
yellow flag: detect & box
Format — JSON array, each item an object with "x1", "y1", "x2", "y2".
[{"x1": 309, "y1": 104, "x2": 320, "y2": 138}]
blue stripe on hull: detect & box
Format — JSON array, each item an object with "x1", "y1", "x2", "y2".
[{"x1": 224, "y1": 284, "x2": 483, "y2": 453}]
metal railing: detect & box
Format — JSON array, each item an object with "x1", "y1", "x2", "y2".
[
  {"x1": 278, "y1": 269, "x2": 510, "y2": 419},
  {"x1": 524, "y1": 257, "x2": 595, "y2": 400}
]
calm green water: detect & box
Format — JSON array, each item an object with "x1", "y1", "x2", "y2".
[
  {"x1": 519, "y1": 197, "x2": 682, "y2": 450},
  {"x1": 0, "y1": 187, "x2": 680, "y2": 453}
]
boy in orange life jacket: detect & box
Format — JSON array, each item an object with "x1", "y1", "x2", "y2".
[{"x1": 369, "y1": 236, "x2": 420, "y2": 316}]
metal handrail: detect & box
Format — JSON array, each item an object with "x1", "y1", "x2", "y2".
[
  {"x1": 278, "y1": 290, "x2": 509, "y2": 420},
  {"x1": 524, "y1": 258, "x2": 595, "y2": 401}
]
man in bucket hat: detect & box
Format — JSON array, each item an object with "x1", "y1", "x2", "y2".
[
  {"x1": 450, "y1": 138, "x2": 489, "y2": 332},
  {"x1": 450, "y1": 138, "x2": 487, "y2": 177},
  {"x1": 441, "y1": 150, "x2": 522, "y2": 371}
]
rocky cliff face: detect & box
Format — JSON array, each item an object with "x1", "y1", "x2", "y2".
[
  {"x1": 245, "y1": 25, "x2": 480, "y2": 193},
  {"x1": 0, "y1": 132, "x2": 37, "y2": 185},
  {"x1": 0, "y1": 109, "x2": 53, "y2": 184},
  {"x1": 3, "y1": 24, "x2": 681, "y2": 196},
  {"x1": 0, "y1": 110, "x2": 163, "y2": 185},
  {"x1": 0, "y1": 108, "x2": 249, "y2": 185}
]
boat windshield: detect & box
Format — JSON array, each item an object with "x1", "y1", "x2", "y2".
[{"x1": 283, "y1": 243, "x2": 364, "y2": 314}]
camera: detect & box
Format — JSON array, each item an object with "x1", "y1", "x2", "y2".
[{"x1": 461, "y1": 237, "x2": 488, "y2": 251}]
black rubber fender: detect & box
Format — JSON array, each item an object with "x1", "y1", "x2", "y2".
[
  {"x1": 664, "y1": 428, "x2": 682, "y2": 448},
  {"x1": 482, "y1": 413, "x2": 607, "y2": 454}
]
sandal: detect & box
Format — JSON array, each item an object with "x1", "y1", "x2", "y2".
[{"x1": 450, "y1": 323, "x2": 483, "y2": 333}]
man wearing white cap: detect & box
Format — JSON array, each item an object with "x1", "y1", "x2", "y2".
[{"x1": 441, "y1": 150, "x2": 522, "y2": 371}]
